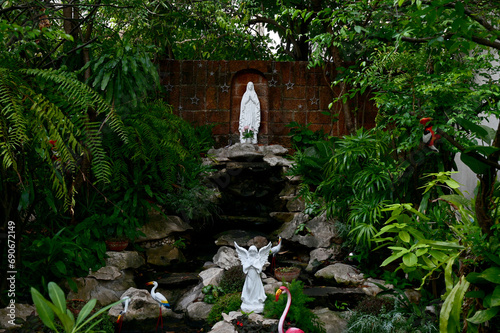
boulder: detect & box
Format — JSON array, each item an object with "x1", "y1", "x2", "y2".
[
  {"x1": 306, "y1": 246, "x2": 342, "y2": 272},
  {"x1": 67, "y1": 270, "x2": 136, "y2": 305},
  {"x1": 227, "y1": 143, "x2": 263, "y2": 161},
  {"x1": 200, "y1": 267, "x2": 224, "y2": 286},
  {"x1": 360, "y1": 278, "x2": 394, "y2": 296},
  {"x1": 283, "y1": 195, "x2": 305, "y2": 212},
  {"x1": 215, "y1": 230, "x2": 260, "y2": 247},
  {"x1": 209, "y1": 320, "x2": 238, "y2": 333},
  {"x1": 247, "y1": 236, "x2": 269, "y2": 249},
  {"x1": 314, "y1": 263, "x2": 364, "y2": 286},
  {"x1": 0, "y1": 303, "x2": 35, "y2": 329},
  {"x1": 258, "y1": 145, "x2": 288, "y2": 156},
  {"x1": 137, "y1": 212, "x2": 192, "y2": 242},
  {"x1": 146, "y1": 244, "x2": 185, "y2": 266},
  {"x1": 263, "y1": 154, "x2": 293, "y2": 167},
  {"x1": 89, "y1": 265, "x2": 122, "y2": 280},
  {"x1": 213, "y1": 246, "x2": 239, "y2": 270},
  {"x1": 176, "y1": 283, "x2": 204, "y2": 312},
  {"x1": 312, "y1": 308, "x2": 348, "y2": 333},
  {"x1": 105, "y1": 251, "x2": 145, "y2": 270},
  {"x1": 186, "y1": 302, "x2": 214, "y2": 321},
  {"x1": 280, "y1": 213, "x2": 340, "y2": 248}
]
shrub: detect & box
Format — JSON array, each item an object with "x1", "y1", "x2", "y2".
[
  {"x1": 219, "y1": 266, "x2": 246, "y2": 294},
  {"x1": 207, "y1": 293, "x2": 242, "y2": 326},
  {"x1": 264, "y1": 280, "x2": 325, "y2": 333}
]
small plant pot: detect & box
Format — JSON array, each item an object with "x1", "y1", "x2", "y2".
[
  {"x1": 105, "y1": 239, "x2": 129, "y2": 251},
  {"x1": 274, "y1": 267, "x2": 301, "y2": 282}
]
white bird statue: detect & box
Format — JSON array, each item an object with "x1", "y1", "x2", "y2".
[
  {"x1": 269, "y1": 236, "x2": 282, "y2": 271},
  {"x1": 116, "y1": 296, "x2": 130, "y2": 333},
  {"x1": 146, "y1": 281, "x2": 170, "y2": 331},
  {"x1": 275, "y1": 286, "x2": 304, "y2": 333}
]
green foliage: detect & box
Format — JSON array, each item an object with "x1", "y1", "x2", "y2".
[
  {"x1": 264, "y1": 280, "x2": 325, "y2": 333},
  {"x1": 202, "y1": 284, "x2": 225, "y2": 304},
  {"x1": 83, "y1": 38, "x2": 159, "y2": 111},
  {"x1": 22, "y1": 227, "x2": 106, "y2": 296},
  {"x1": 346, "y1": 308, "x2": 438, "y2": 333},
  {"x1": 286, "y1": 122, "x2": 328, "y2": 151},
  {"x1": 207, "y1": 293, "x2": 242, "y2": 326},
  {"x1": 219, "y1": 266, "x2": 246, "y2": 294},
  {"x1": 31, "y1": 282, "x2": 124, "y2": 333}
]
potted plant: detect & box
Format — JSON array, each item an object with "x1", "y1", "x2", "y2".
[
  {"x1": 274, "y1": 266, "x2": 301, "y2": 282},
  {"x1": 241, "y1": 126, "x2": 255, "y2": 143},
  {"x1": 80, "y1": 211, "x2": 141, "y2": 252}
]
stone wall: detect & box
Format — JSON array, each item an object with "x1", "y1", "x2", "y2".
[{"x1": 159, "y1": 60, "x2": 377, "y2": 147}]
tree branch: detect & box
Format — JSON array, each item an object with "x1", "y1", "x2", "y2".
[{"x1": 436, "y1": 128, "x2": 500, "y2": 170}]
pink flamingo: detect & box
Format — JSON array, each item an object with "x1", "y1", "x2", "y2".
[{"x1": 275, "y1": 286, "x2": 305, "y2": 333}]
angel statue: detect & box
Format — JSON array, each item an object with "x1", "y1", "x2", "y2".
[{"x1": 234, "y1": 241, "x2": 272, "y2": 313}]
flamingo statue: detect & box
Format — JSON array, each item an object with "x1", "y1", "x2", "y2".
[
  {"x1": 269, "y1": 237, "x2": 282, "y2": 271},
  {"x1": 146, "y1": 281, "x2": 170, "y2": 331},
  {"x1": 275, "y1": 286, "x2": 304, "y2": 333},
  {"x1": 116, "y1": 296, "x2": 130, "y2": 333}
]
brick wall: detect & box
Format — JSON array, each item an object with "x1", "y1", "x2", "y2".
[{"x1": 159, "y1": 60, "x2": 377, "y2": 147}]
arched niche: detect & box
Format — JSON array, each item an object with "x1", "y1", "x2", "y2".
[{"x1": 230, "y1": 69, "x2": 269, "y2": 144}]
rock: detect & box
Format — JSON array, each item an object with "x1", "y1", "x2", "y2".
[
  {"x1": 247, "y1": 236, "x2": 269, "y2": 248},
  {"x1": 158, "y1": 272, "x2": 200, "y2": 287},
  {"x1": 283, "y1": 195, "x2": 305, "y2": 212},
  {"x1": 258, "y1": 145, "x2": 288, "y2": 156},
  {"x1": 360, "y1": 278, "x2": 394, "y2": 296},
  {"x1": 207, "y1": 147, "x2": 231, "y2": 163},
  {"x1": 105, "y1": 251, "x2": 145, "y2": 270},
  {"x1": 263, "y1": 154, "x2": 293, "y2": 167},
  {"x1": 67, "y1": 270, "x2": 136, "y2": 305},
  {"x1": 187, "y1": 302, "x2": 214, "y2": 321},
  {"x1": 314, "y1": 263, "x2": 364, "y2": 286},
  {"x1": 213, "y1": 246, "x2": 239, "y2": 270},
  {"x1": 108, "y1": 287, "x2": 182, "y2": 321},
  {"x1": 306, "y1": 247, "x2": 342, "y2": 272},
  {"x1": 263, "y1": 277, "x2": 282, "y2": 295},
  {"x1": 200, "y1": 267, "x2": 224, "y2": 286},
  {"x1": 89, "y1": 265, "x2": 122, "y2": 280},
  {"x1": 176, "y1": 283, "x2": 204, "y2": 312},
  {"x1": 280, "y1": 213, "x2": 340, "y2": 248},
  {"x1": 227, "y1": 143, "x2": 263, "y2": 161},
  {"x1": 312, "y1": 308, "x2": 348, "y2": 333},
  {"x1": 137, "y1": 212, "x2": 192, "y2": 242},
  {"x1": 269, "y1": 212, "x2": 298, "y2": 223},
  {"x1": 405, "y1": 288, "x2": 422, "y2": 304},
  {"x1": 278, "y1": 183, "x2": 298, "y2": 197},
  {"x1": 209, "y1": 320, "x2": 238, "y2": 333},
  {"x1": 215, "y1": 230, "x2": 256, "y2": 247},
  {"x1": 0, "y1": 303, "x2": 35, "y2": 329},
  {"x1": 146, "y1": 244, "x2": 185, "y2": 266}
]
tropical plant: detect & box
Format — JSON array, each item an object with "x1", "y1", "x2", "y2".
[{"x1": 31, "y1": 281, "x2": 125, "y2": 333}]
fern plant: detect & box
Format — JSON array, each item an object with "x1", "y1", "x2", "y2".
[{"x1": 0, "y1": 56, "x2": 125, "y2": 217}]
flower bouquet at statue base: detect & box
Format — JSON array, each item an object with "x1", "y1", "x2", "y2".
[{"x1": 241, "y1": 126, "x2": 255, "y2": 144}]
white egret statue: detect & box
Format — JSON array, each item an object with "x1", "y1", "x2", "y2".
[
  {"x1": 269, "y1": 236, "x2": 282, "y2": 271},
  {"x1": 234, "y1": 241, "x2": 272, "y2": 313},
  {"x1": 116, "y1": 296, "x2": 130, "y2": 333},
  {"x1": 146, "y1": 281, "x2": 170, "y2": 331}
]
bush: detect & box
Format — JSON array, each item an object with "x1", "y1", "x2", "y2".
[
  {"x1": 207, "y1": 293, "x2": 242, "y2": 326},
  {"x1": 219, "y1": 266, "x2": 245, "y2": 294},
  {"x1": 264, "y1": 280, "x2": 325, "y2": 333}
]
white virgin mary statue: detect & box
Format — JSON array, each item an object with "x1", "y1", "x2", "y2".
[
  {"x1": 234, "y1": 241, "x2": 272, "y2": 313},
  {"x1": 239, "y1": 81, "x2": 260, "y2": 144}
]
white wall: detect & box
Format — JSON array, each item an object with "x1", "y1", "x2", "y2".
[{"x1": 451, "y1": 54, "x2": 499, "y2": 198}]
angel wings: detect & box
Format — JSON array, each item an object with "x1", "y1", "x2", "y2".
[{"x1": 234, "y1": 242, "x2": 272, "y2": 274}]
